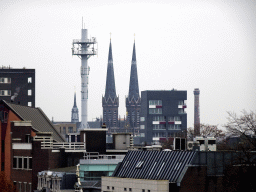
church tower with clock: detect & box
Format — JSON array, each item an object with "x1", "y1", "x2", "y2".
[{"x1": 126, "y1": 41, "x2": 141, "y2": 130}]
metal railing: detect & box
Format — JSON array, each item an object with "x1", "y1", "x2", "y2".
[
  {"x1": 33, "y1": 136, "x2": 86, "y2": 150},
  {"x1": 73, "y1": 38, "x2": 97, "y2": 44}
]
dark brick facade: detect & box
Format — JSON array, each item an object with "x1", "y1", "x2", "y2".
[
  {"x1": 0, "y1": 68, "x2": 35, "y2": 107},
  {"x1": 140, "y1": 90, "x2": 187, "y2": 144}
]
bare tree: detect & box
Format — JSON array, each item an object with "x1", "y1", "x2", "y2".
[
  {"x1": 187, "y1": 124, "x2": 225, "y2": 142},
  {"x1": 225, "y1": 110, "x2": 256, "y2": 150}
]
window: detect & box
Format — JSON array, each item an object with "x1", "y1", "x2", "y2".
[
  {"x1": 18, "y1": 158, "x2": 22, "y2": 169},
  {"x1": 0, "y1": 90, "x2": 11, "y2": 96},
  {"x1": 28, "y1": 90, "x2": 32, "y2": 96},
  {"x1": 178, "y1": 100, "x2": 184, "y2": 105},
  {"x1": 168, "y1": 124, "x2": 181, "y2": 130},
  {"x1": 28, "y1": 77, "x2": 32, "y2": 83},
  {"x1": 13, "y1": 157, "x2": 17, "y2": 168},
  {"x1": 29, "y1": 183, "x2": 31, "y2": 192},
  {"x1": 129, "y1": 188, "x2": 132, "y2": 191},
  {"x1": 178, "y1": 109, "x2": 184, "y2": 114},
  {"x1": 149, "y1": 100, "x2": 162, "y2": 105},
  {"x1": 153, "y1": 132, "x2": 166, "y2": 137},
  {"x1": 25, "y1": 135, "x2": 30, "y2": 143},
  {"x1": 168, "y1": 116, "x2": 174, "y2": 121},
  {"x1": 135, "y1": 161, "x2": 144, "y2": 169},
  {"x1": 29, "y1": 157, "x2": 32, "y2": 169},
  {"x1": 174, "y1": 116, "x2": 181, "y2": 121},
  {"x1": 24, "y1": 158, "x2": 28, "y2": 169},
  {"x1": 68, "y1": 127, "x2": 73, "y2": 133},
  {"x1": 28, "y1": 102, "x2": 32, "y2": 107},
  {"x1": 208, "y1": 140, "x2": 216, "y2": 145},
  {"x1": 140, "y1": 125, "x2": 145, "y2": 129},
  {"x1": 140, "y1": 117, "x2": 145, "y2": 121},
  {"x1": 24, "y1": 182, "x2": 27, "y2": 192},
  {"x1": 149, "y1": 108, "x2": 162, "y2": 114},
  {"x1": 153, "y1": 124, "x2": 165, "y2": 130},
  {"x1": 63, "y1": 127, "x2": 66, "y2": 133},
  {"x1": 19, "y1": 182, "x2": 22, "y2": 192},
  {"x1": 124, "y1": 188, "x2": 127, "y2": 191},
  {"x1": 112, "y1": 187, "x2": 114, "y2": 190},
  {"x1": 142, "y1": 190, "x2": 145, "y2": 192},
  {"x1": 107, "y1": 186, "x2": 109, "y2": 189},
  {"x1": 0, "y1": 78, "x2": 11, "y2": 83},
  {"x1": 140, "y1": 133, "x2": 145, "y2": 137},
  {"x1": 153, "y1": 116, "x2": 165, "y2": 121}
]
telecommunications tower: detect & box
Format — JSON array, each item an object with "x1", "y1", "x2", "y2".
[{"x1": 72, "y1": 25, "x2": 97, "y2": 130}]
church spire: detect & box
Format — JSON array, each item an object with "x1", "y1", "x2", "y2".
[
  {"x1": 102, "y1": 39, "x2": 119, "y2": 128},
  {"x1": 128, "y1": 41, "x2": 140, "y2": 100},
  {"x1": 126, "y1": 40, "x2": 141, "y2": 130},
  {"x1": 71, "y1": 91, "x2": 79, "y2": 123},
  {"x1": 104, "y1": 40, "x2": 117, "y2": 99},
  {"x1": 73, "y1": 91, "x2": 77, "y2": 107}
]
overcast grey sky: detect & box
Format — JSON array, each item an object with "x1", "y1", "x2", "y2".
[{"x1": 0, "y1": 0, "x2": 255, "y2": 128}]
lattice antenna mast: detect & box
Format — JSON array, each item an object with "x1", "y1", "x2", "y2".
[{"x1": 72, "y1": 25, "x2": 97, "y2": 130}]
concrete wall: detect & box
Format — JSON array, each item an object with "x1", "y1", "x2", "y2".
[
  {"x1": 102, "y1": 177, "x2": 169, "y2": 192},
  {"x1": 114, "y1": 134, "x2": 131, "y2": 150}
]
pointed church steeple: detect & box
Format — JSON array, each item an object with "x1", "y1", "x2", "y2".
[
  {"x1": 128, "y1": 41, "x2": 140, "y2": 101},
  {"x1": 73, "y1": 92, "x2": 77, "y2": 107},
  {"x1": 102, "y1": 39, "x2": 119, "y2": 128},
  {"x1": 71, "y1": 92, "x2": 79, "y2": 123},
  {"x1": 126, "y1": 40, "x2": 141, "y2": 130},
  {"x1": 104, "y1": 40, "x2": 117, "y2": 99}
]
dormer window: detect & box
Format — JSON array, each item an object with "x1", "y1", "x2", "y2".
[{"x1": 135, "y1": 161, "x2": 144, "y2": 169}]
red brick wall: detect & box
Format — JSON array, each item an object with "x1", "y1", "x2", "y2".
[{"x1": 5, "y1": 110, "x2": 21, "y2": 180}]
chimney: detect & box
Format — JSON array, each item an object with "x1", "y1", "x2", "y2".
[{"x1": 194, "y1": 88, "x2": 200, "y2": 136}]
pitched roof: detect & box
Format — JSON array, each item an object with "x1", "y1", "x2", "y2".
[
  {"x1": 112, "y1": 150, "x2": 196, "y2": 182},
  {"x1": 2, "y1": 100, "x2": 65, "y2": 142}
]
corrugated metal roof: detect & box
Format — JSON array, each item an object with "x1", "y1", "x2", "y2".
[
  {"x1": 112, "y1": 150, "x2": 196, "y2": 182},
  {"x1": 3, "y1": 100, "x2": 65, "y2": 142}
]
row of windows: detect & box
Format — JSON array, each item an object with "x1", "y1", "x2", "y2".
[
  {"x1": 0, "y1": 90, "x2": 11, "y2": 96},
  {"x1": 60, "y1": 127, "x2": 74, "y2": 134},
  {"x1": 149, "y1": 100, "x2": 162, "y2": 105},
  {"x1": 153, "y1": 124, "x2": 181, "y2": 130},
  {"x1": 0, "y1": 90, "x2": 33, "y2": 96},
  {"x1": 153, "y1": 124, "x2": 165, "y2": 130},
  {"x1": 149, "y1": 108, "x2": 162, "y2": 114},
  {"x1": 0, "y1": 77, "x2": 11, "y2": 83},
  {"x1": 149, "y1": 109, "x2": 185, "y2": 115},
  {"x1": 106, "y1": 186, "x2": 150, "y2": 192},
  {"x1": 153, "y1": 131, "x2": 184, "y2": 137},
  {"x1": 13, "y1": 156, "x2": 32, "y2": 170},
  {"x1": 13, "y1": 181, "x2": 32, "y2": 192},
  {"x1": 153, "y1": 132, "x2": 166, "y2": 137},
  {"x1": 152, "y1": 116, "x2": 181, "y2": 121},
  {"x1": 0, "y1": 77, "x2": 33, "y2": 83},
  {"x1": 149, "y1": 100, "x2": 185, "y2": 105},
  {"x1": 153, "y1": 116, "x2": 165, "y2": 121}
]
